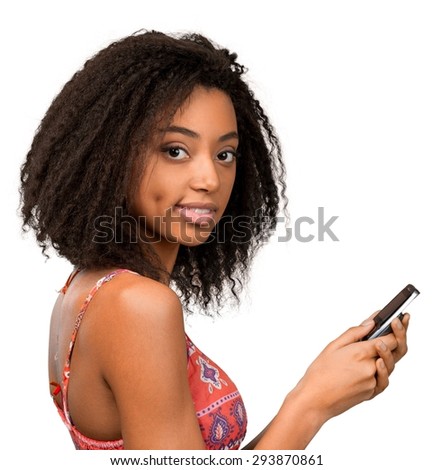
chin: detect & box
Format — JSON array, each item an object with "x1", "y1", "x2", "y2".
[
  {"x1": 178, "y1": 232, "x2": 214, "y2": 247},
  {"x1": 168, "y1": 222, "x2": 216, "y2": 246}
]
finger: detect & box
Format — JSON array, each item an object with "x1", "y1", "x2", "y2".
[
  {"x1": 367, "y1": 310, "x2": 381, "y2": 320},
  {"x1": 378, "y1": 333, "x2": 398, "y2": 351},
  {"x1": 391, "y1": 316, "x2": 406, "y2": 339},
  {"x1": 391, "y1": 314, "x2": 409, "y2": 362},
  {"x1": 402, "y1": 312, "x2": 411, "y2": 329},
  {"x1": 373, "y1": 358, "x2": 390, "y2": 396},
  {"x1": 400, "y1": 312, "x2": 410, "y2": 331},
  {"x1": 329, "y1": 319, "x2": 376, "y2": 349},
  {"x1": 375, "y1": 340, "x2": 395, "y2": 375}
]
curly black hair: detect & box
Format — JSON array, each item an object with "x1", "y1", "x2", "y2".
[{"x1": 19, "y1": 30, "x2": 288, "y2": 314}]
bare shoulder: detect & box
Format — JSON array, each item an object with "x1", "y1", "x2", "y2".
[
  {"x1": 69, "y1": 270, "x2": 186, "y2": 378},
  {"x1": 86, "y1": 271, "x2": 182, "y2": 322},
  {"x1": 101, "y1": 273, "x2": 182, "y2": 362},
  {"x1": 116, "y1": 272, "x2": 182, "y2": 318}
]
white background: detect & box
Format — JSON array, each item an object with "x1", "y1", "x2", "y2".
[{"x1": 1, "y1": 1, "x2": 432, "y2": 468}]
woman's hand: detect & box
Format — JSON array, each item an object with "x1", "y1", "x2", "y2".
[
  {"x1": 292, "y1": 313, "x2": 410, "y2": 423},
  {"x1": 244, "y1": 314, "x2": 410, "y2": 450}
]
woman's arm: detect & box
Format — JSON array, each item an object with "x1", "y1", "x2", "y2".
[
  {"x1": 92, "y1": 273, "x2": 409, "y2": 450},
  {"x1": 95, "y1": 274, "x2": 207, "y2": 449},
  {"x1": 244, "y1": 315, "x2": 409, "y2": 450}
]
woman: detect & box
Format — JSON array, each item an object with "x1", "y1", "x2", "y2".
[{"x1": 19, "y1": 31, "x2": 409, "y2": 450}]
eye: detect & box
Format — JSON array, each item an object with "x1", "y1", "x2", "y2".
[
  {"x1": 216, "y1": 150, "x2": 237, "y2": 163},
  {"x1": 162, "y1": 146, "x2": 189, "y2": 160}
]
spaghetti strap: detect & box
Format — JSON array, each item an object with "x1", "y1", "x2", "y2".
[
  {"x1": 59, "y1": 268, "x2": 138, "y2": 427},
  {"x1": 60, "y1": 269, "x2": 81, "y2": 294}
]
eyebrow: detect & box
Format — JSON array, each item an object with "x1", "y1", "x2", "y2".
[{"x1": 162, "y1": 125, "x2": 239, "y2": 142}]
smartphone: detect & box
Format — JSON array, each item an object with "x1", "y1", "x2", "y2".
[{"x1": 362, "y1": 284, "x2": 420, "y2": 340}]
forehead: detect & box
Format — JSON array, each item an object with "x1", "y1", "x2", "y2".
[{"x1": 170, "y1": 86, "x2": 237, "y2": 130}]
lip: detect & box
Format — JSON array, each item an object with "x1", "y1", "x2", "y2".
[
  {"x1": 175, "y1": 201, "x2": 218, "y2": 211},
  {"x1": 173, "y1": 202, "x2": 218, "y2": 226}
]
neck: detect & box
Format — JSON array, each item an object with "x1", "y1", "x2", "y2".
[{"x1": 150, "y1": 240, "x2": 180, "y2": 283}]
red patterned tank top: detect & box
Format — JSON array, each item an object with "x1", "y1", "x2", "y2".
[{"x1": 50, "y1": 269, "x2": 247, "y2": 450}]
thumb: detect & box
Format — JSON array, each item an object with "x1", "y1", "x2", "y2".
[{"x1": 330, "y1": 319, "x2": 376, "y2": 348}]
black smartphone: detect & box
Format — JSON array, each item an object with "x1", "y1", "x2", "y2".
[{"x1": 362, "y1": 284, "x2": 420, "y2": 340}]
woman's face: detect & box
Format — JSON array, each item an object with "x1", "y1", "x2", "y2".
[{"x1": 132, "y1": 86, "x2": 238, "y2": 248}]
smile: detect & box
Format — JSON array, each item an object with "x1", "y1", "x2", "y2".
[{"x1": 174, "y1": 204, "x2": 217, "y2": 226}]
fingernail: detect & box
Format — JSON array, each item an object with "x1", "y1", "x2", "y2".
[
  {"x1": 379, "y1": 341, "x2": 387, "y2": 351},
  {"x1": 362, "y1": 320, "x2": 374, "y2": 327},
  {"x1": 396, "y1": 318, "x2": 403, "y2": 330}
]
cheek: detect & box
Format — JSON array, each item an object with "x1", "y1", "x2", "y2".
[
  {"x1": 154, "y1": 192, "x2": 164, "y2": 202},
  {"x1": 216, "y1": 170, "x2": 236, "y2": 219},
  {"x1": 139, "y1": 188, "x2": 166, "y2": 216},
  {"x1": 140, "y1": 166, "x2": 173, "y2": 206},
  {"x1": 132, "y1": 182, "x2": 164, "y2": 217},
  {"x1": 224, "y1": 169, "x2": 237, "y2": 199}
]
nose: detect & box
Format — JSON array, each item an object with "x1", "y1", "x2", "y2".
[{"x1": 189, "y1": 155, "x2": 220, "y2": 193}]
